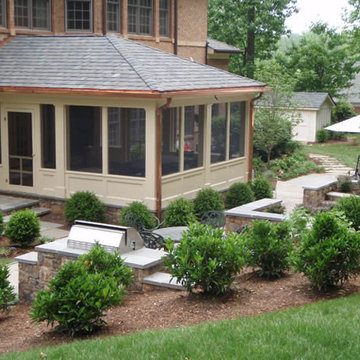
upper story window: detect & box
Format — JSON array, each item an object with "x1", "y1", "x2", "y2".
[
  {"x1": 107, "y1": 0, "x2": 121, "y2": 32},
  {"x1": 128, "y1": 0, "x2": 153, "y2": 35},
  {"x1": 0, "y1": 0, "x2": 6, "y2": 28},
  {"x1": 159, "y1": 0, "x2": 170, "y2": 37},
  {"x1": 66, "y1": 0, "x2": 92, "y2": 32},
  {"x1": 14, "y1": 0, "x2": 51, "y2": 30}
]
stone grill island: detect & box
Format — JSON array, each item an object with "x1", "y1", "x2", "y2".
[{"x1": 15, "y1": 221, "x2": 168, "y2": 301}]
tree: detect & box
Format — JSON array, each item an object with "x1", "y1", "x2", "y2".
[
  {"x1": 208, "y1": 0, "x2": 297, "y2": 78},
  {"x1": 253, "y1": 59, "x2": 300, "y2": 165}
]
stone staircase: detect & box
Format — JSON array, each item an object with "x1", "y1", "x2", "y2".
[{"x1": 309, "y1": 154, "x2": 354, "y2": 175}]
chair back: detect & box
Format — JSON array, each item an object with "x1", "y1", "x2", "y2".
[
  {"x1": 200, "y1": 211, "x2": 226, "y2": 229},
  {"x1": 140, "y1": 231, "x2": 165, "y2": 250}
]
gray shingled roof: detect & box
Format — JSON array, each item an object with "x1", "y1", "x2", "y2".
[
  {"x1": 257, "y1": 92, "x2": 335, "y2": 109},
  {"x1": 0, "y1": 35, "x2": 264, "y2": 93},
  {"x1": 207, "y1": 38, "x2": 242, "y2": 54}
]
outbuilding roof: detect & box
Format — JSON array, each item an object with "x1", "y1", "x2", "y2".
[
  {"x1": 0, "y1": 35, "x2": 265, "y2": 96},
  {"x1": 207, "y1": 38, "x2": 242, "y2": 54}
]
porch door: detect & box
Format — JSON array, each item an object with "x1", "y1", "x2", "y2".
[{"x1": 8, "y1": 112, "x2": 33, "y2": 186}]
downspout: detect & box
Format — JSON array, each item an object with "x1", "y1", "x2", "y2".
[
  {"x1": 155, "y1": 98, "x2": 172, "y2": 219},
  {"x1": 248, "y1": 92, "x2": 263, "y2": 182},
  {"x1": 174, "y1": 0, "x2": 178, "y2": 55},
  {"x1": 102, "y1": 0, "x2": 107, "y2": 35}
]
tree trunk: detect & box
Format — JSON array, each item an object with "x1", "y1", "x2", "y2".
[{"x1": 246, "y1": 5, "x2": 255, "y2": 79}]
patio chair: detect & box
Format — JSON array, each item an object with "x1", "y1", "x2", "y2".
[
  {"x1": 200, "y1": 210, "x2": 226, "y2": 229},
  {"x1": 139, "y1": 230, "x2": 166, "y2": 250},
  {"x1": 124, "y1": 213, "x2": 162, "y2": 231}
]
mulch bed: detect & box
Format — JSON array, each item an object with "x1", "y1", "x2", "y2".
[{"x1": 1, "y1": 269, "x2": 359, "y2": 355}]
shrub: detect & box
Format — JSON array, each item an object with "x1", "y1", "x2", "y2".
[
  {"x1": 5, "y1": 209, "x2": 40, "y2": 247},
  {"x1": 0, "y1": 265, "x2": 16, "y2": 314},
  {"x1": 286, "y1": 207, "x2": 312, "y2": 241},
  {"x1": 164, "y1": 198, "x2": 196, "y2": 227},
  {"x1": 240, "y1": 220, "x2": 293, "y2": 279},
  {"x1": 120, "y1": 201, "x2": 155, "y2": 230},
  {"x1": 0, "y1": 212, "x2": 3, "y2": 235},
  {"x1": 251, "y1": 177, "x2": 273, "y2": 200},
  {"x1": 164, "y1": 223, "x2": 244, "y2": 295},
  {"x1": 225, "y1": 182, "x2": 255, "y2": 209},
  {"x1": 316, "y1": 129, "x2": 329, "y2": 143},
  {"x1": 335, "y1": 195, "x2": 360, "y2": 230},
  {"x1": 337, "y1": 175, "x2": 353, "y2": 193},
  {"x1": 65, "y1": 191, "x2": 106, "y2": 225},
  {"x1": 31, "y1": 244, "x2": 131, "y2": 336},
  {"x1": 193, "y1": 188, "x2": 224, "y2": 219},
  {"x1": 294, "y1": 211, "x2": 360, "y2": 291}
]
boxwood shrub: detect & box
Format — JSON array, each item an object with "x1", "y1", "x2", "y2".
[
  {"x1": 251, "y1": 177, "x2": 273, "y2": 200},
  {"x1": 164, "y1": 198, "x2": 196, "y2": 227},
  {"x1": 225, "y1": 182, "x2": 255, "y2": 209},
  {"x1": 0, "y1": 264, "x2": 16, "y2": 314},
  {"x1": 193, "y1": 188, "x2": 224, "y2": 219},
  {"x1": 334, "y1": 195, "x2": 360, "y2": 230},
  {"x1": 120, "y1": 201, "x2": 155, "y2": 230}
]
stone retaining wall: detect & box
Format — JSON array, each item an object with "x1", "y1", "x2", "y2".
[{"x1": 303, "y1": 181, "x2": 338, "y2": 208}]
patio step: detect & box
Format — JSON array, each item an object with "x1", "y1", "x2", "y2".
[
  {"x1": 326, "y1": 191, "x2": 355, "y2": 201},
  {"x1": 143, "y1": 272, "x2": 185, "y2": 291},
  {"x1": 4, "y1": 207, "x2": 51, "y2": 224}
]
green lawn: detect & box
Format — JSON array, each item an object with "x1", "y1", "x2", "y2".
[
  {"x1": 302, "y1": 142, "x2": 360, "y2": 169},
  {"x1": 0, "y1": 258, "x2": 13, "y2": 266},
  {"x1": 3, "y1": 293, "x2": 360, "y2": 360}
]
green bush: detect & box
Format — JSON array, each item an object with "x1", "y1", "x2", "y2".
[
  {"x1": 286, "y1": 207, "x2": 312, "y2": 241},
  {"x1": 31, "y1": 244, "x2": 131, "y2": 336},
  {"x1": 5, "y1": 209, "x2": 40, "y2": 247},
  {"x1": 120, "y1": 201, "x2": 155, "y2": 230},
  {"x1": 240, "y1": 220, "x2": 293, "y2": 279},
  {"x1": 294, "y1": 211, "x2": 360, "y2": 291},
  {"x1": 251, "y1": 177, "x2": 273, "y2": 200},
  {"x1": 337, "y1": 175, "x2": 353, "y2": 193},
  {"x1": 193, "y1": 188, "x2": 224, "y2": 219},
  {"x1": 164, "y1": 223, "x2": 244, "y2": 295},
  {"x1": 0, "y1": 264, "x2": 16, "y2": 314},
  {"x1": 65, "y1": 191, "x2": 106, "y2": 225},
  {"x1": 225, "y1": 182, "x2": 255, "y2": 209},
  {"x1": 335, "y1": 195, "x2": 360, "y2": 230},
  {"x1": 0, "y1": 212, "x2": 3, "y2": 235},
  {"x1": 316, "y1": 129, "x2": 329, "y2": 143},
  {"x1": 164, "y1": 198, "x2": 196, "y2": 227}
]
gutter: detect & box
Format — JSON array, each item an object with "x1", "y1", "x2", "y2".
[
  {"x1": 155, "y1": 98, "x2": 172, "y2": 219},
  {"x1": 248, "y1": 92, "x2": 264, "y2": 182}
]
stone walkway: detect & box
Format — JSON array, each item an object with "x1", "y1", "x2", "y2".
[{"x1": 308, "y1": 154, "x2": 354, "y2": 175}]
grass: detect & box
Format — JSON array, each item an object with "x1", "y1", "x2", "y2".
[
  {"x1": 0, "y1": 258, "x2": 13, "y2": 266},
  {"x1": 3, "y1": 293, "x2": 360, "y2": 359}
]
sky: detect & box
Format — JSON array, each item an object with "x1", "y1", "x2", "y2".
[{"x1": 285, "y1": 0, "x2": 351, "y2": 34}]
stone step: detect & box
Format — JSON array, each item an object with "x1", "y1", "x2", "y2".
[
  {"x1": 0, "y1": 197, "x2": 39, "y2": 214},
  {"x1": 143, "y1": 272, "x2": 185, "y2": 290},
  {"x1": 326, "y1": 191, "x2": 356, "y2": 201},
  {"x1": 4, "y1": 207, "x2": 51, "y2": 224}
]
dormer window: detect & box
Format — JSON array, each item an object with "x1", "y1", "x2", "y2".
[
  {"x1": 107, "y1": 0, "x2": 121, "y2": 33},
  {"x1": 128, "y1": 0, "x2": 153, "y2": 36},
  {"x1": 14, "y1": 0, "x2": 51, "y2": 30},
  {"x1": 0, "y1": 0, "x2": 6, "y2": 27},
  {"x1": 159, "y1": 0, "x2": 169, "y2": 37},
  {"x1": 66, "y1": 0, "x2": 92, "y2": 32}
]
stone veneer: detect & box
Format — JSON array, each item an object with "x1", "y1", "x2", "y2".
[{"x1": 303, "y1": 180, "x2": 338, "y2": 208}]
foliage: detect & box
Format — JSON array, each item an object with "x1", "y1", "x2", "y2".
[
  {"x1": 225, "y1": 182, "x2": 255, "y2": 209},
  {"x1": 164, "y1": 198, "x2": 196, "y2": 227},
  {"x1": 337, "y1": 175, "x2": 353, "y2": 193},
  {"x1": 316, "y1": 129, "x2": 329, "y2": 143},
  {"x1": 5, "y1": 209, "x2": 40, "y2": 247},
  {"x1": 251, "y1": 177, "x2": 273, "y2": 200},
  {"x1": 164, "y1": 223, "x2": 244, "y2": 295},
  {"x1": 0, "y1": 212, "x2": 3, "y2": 235},
  {"x1": 0, "y1": 247, "x2": 11, "y2": 257},
  {"x1": 252, "y1": 157, "x2": 266, "y2": 177},
  {"x1": 265, "y1": 203, "x2": 286, "y2": 214},
  {"x1": 240, "y1": 220, "x2": 293, "y2": 278},
  {"x1": 286, "y1": 207, "x2": 312, "y2": 241},
  {"x1": 193, "y1": 188, "x2": 225, "y2": 219},
  {"x1": 120, "y1": 201, "x2": 155, "y2": 230},
  {"x1": 294, "y1": 211, "x2": 360, "y2": 291},
  {"x1": 65, "y1": 191, "x2": 106, "y2": 225},
  {"x1": 335, "y1": 195, "x2": 360, "y2": 231},
  {"x1": 208, "y1": 0, "x2": 297, "y2": 77},
  {"x1": 31, "y1": 244, "x2": 131, "y2": 336},
  {"x1": 0, "y1": 264, "x2": 16, "y2": 314},
  {"x1": 331, "y1": 99, "x2": 356, "y2": 124}
]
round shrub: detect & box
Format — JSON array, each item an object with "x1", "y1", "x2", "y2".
[
  {"x1": 335, "y1": 195, "x2": 360, "y2": 230},
  {"x1": 337, "y1": 175, "x2": 352, "y2": 193},
  {"x1": 316, "y1": 129, "x2": 329, "y2": 143},
  {"x1": 251, "y1": 177, "x2": 273, "y2": 200},
  {"x1": 65, "y1": 191, "x2": 106, "y2": 225},
  {"x1": 164, "y1": 223, "x2": 244, "y2": 295},
  {"x1": 120, "y1": 201, "x2": 155, "y2": 230},
  {"x1": 0, "y1": 264, "x2": 16, "y2": 314},
  {"x1": 294, "y1": 211, "x2": 360, "y2": 291},
  {"x1": 193, "y1": 188, "x2": 224, "y2": 219},
  {"x1": 225, "y1": 182, "x2": 255, "y2": 209},
  {"x1": 31, "y1": 244, "x2": 132, "y2": 336},
  {"x1": 240, "y1": 220, "x2": 293, "y2": 279},
  {"x1": 164, "y1": 198, "x2": 196, "y2": 227},
  {"x1": 5, "y1": 209, "x2": 40, "y2": 247}
]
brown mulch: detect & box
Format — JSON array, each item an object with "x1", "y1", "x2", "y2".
[{"x1": 1, "y1": 269, "x2": 360, "y2": 355}]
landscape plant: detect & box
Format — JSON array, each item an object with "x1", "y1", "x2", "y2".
[
  {"x1": 164, "y1": 198, "x2": 196, "y2": 227},
  {"x1": 120, "y1": 201, "x2": 156, "y2": 230},
  {"x1": 337, "y1": 175, "x2": 353, "y2": 193},
  {"x1": 5, "y1": 209, "x2": 40, "y2": 247},
  {"x1": 239, "y1": 220, "x2": 293, "y2": 278},
  {"x1": 225, "y1": 182, "x2": 255, "y2": 209},
  {"x1": 286, "y1": 207, "x2": 312, "y2": 241},
  {"x1": 0, "y1": 211, "x2": 3, "y2": 235},
  {"x1": 0, "y1": 264, "x2": 16, "y2": 314},
  {"x1": 193, "y1": 188, "x2": 225, "y2": 219},
  {"x1": 316, "y1": 129, "x2": 329, "y2": 143},
  {"x1": 334, "y1": 195, "x2": 360, "y2": 230},
  {"x1": 31, "y1": 244, "x2": 132, "y2": 336},
  {"x1": 294, "y1": 211, "x2": 360, "y2": 291},
  {"x1": 65, "y1": 191, "x2": 106, "y2": 225},
  {"x1": 164, "y1": 223, "x2": 244, "y2": 295},
  {"x1": 251, "y1": 177, "x2": 273, "y2": 200}
]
